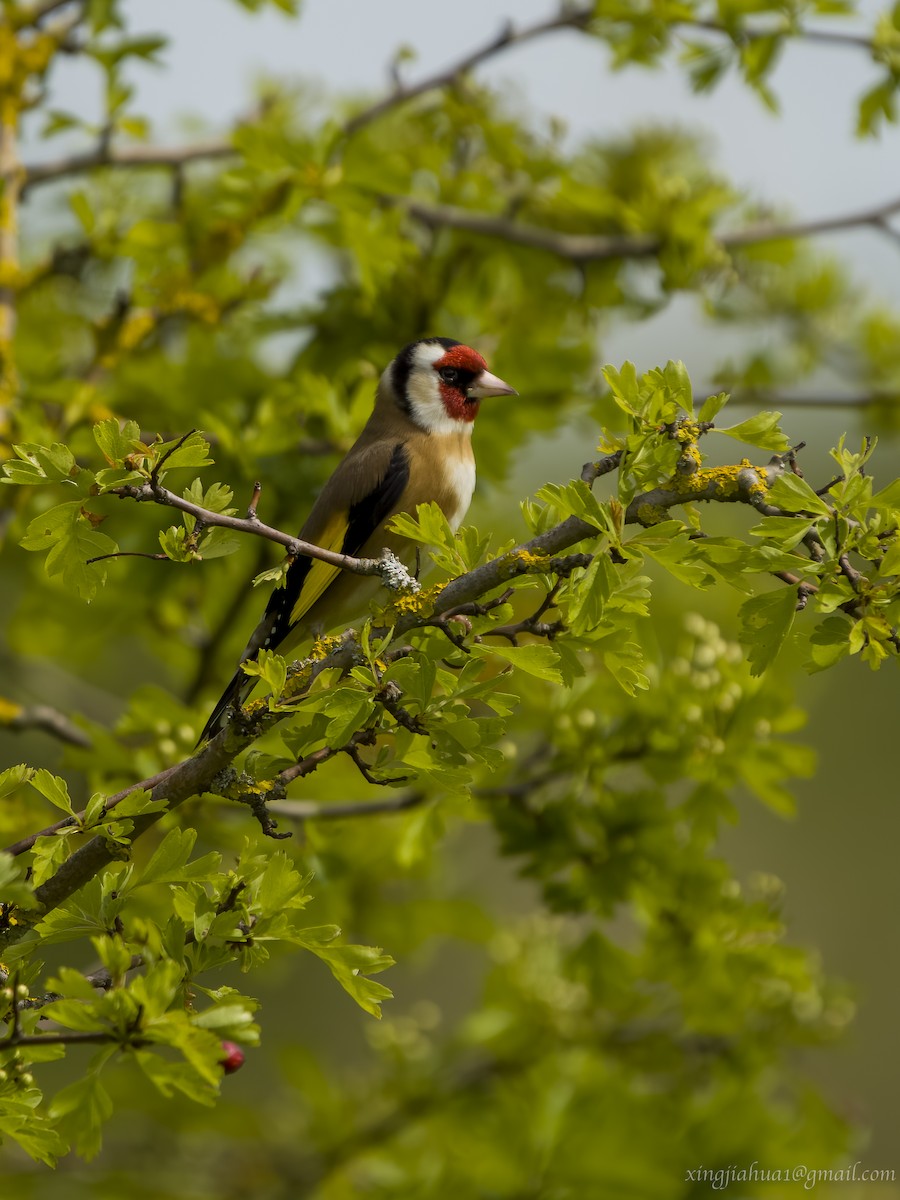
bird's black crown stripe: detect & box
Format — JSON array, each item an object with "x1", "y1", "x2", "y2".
[{"x1": 392, "y1": 337, "x2": 460, "y2": 414}]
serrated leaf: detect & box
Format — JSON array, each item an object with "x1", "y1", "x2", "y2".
[
  {"x1": 698, "y1": 391, "x2": 728, "y2": 422},
  {"x1": 602, "y1": 361, "x2": 640, "y2": 416},
  {"x1": 153, "y1": 432, "x2": 213, "y2": 475},
  {"x1": 749, "y1": 515, "x2": 816, "y2": 551},
  {"x1": 0, "y1": 850, "x2": 38, "y2": 908},
  {"x1": 134, "y1": 828, "x2": 221, "y2": 889},
  {"x1": 471, "y1": 643, "x2": 563, "y2": 683},
  {"x1": 49, "y1": 1065, "x2": 114, "y2": 1161},
  {"x1": 324, "y1": 689, "x2": 374, "y2": 745},
  {"x1": 301, "y1": 940, "x2": 394, "y2": 1018},
  {"x1": 738, "y1": 586, "x2": 797, "y2": 676},
  {"x1": 242, "y1": 649, "x2": 287, "y2": 701},
  {"x1": 0, "y1": 763, "x2": 34, "y2": 799},
  {"x1": 5, "y1": 441, "x2": 77, "y2": 485},
  {"x1": 871, "y1": 478, "x2": 900, "y2": 512},
  {"x1": 878, "y1": 537, "x2": 900, "y2": 576},
  {"x1": 767, "y1": 473, "x2": 833, "y2": 517},
  {"x1": 714, "y1": 412, "x2": 789, "y2": 452},
  {"x1": 20, "y1": 502, "x2": 117, "y2": 599},
  {"x1": 93, "y1": 418, "x2": 143, "y2": 466},
  {"x1": 30, "y1": 769, "x2": 75, "y2": 815}
]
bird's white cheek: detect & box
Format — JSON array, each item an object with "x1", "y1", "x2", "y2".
[
  {"x1": 405, "y1": 369, "x2": 474, "y2": 435},
  {"x1": 446, "y1": 457, "x2": 476, "y2": 530}
]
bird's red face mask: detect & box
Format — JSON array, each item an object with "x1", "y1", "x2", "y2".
[{"x1": 432, "y1": 344, "x2": 518, "y2": 423}]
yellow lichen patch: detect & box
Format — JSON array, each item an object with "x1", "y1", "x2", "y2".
[
  {"x1": 673, "y1": 421, "x2": 701, "y2": 445},
  {"x1": 668, "y1": 459, "x2": 769, "y2": 502},
  {"x1": 281, "y1": 673, "x2": 311, "y2": 703},
  {"x1": 309, "y1": 634, "x2": 343, "y2": 661},
  {"x1": 636, "y1": 501, "x2": 668, "y2": 525},
  {"x1": 516, "y1": 549, "x2": 550, "y2": 568},
  {"x1": 388, "y1": 582, "x2": 446, "y2": 617},
  {"x1": 748, "y1": 466, "x2": 769, "y2": 496},
  {"x1": 676, "y1": 442, "x2": 702, "y2": 475}
]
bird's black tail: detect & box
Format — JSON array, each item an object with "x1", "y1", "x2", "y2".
[{"x1": 196, "y1": 665, "x2": 256, "y2": 746}]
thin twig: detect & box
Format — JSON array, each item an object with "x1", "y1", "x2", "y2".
[
  {"x1": 266, "y1": 793, "x2": 426, "y2": 821},
  {"x1": 686, "y1": 16, "x2": 873, "y2": 52},
  {"x1": 1, "y1": 1028, "x2": 144, "y2": 1049},
  {"x1": 380, "y1": 191, "x2": 900, "y2": 266},
  {"x1": 0, "y1": 702, "x2": 92, "y2": 748},
  {"x1": 85, "y1": 550, "x2": 170, "y2": 565},
  {"x1": 109, "y1": 477, "x2": 418, "y2": 588},
  {"x1": 150, "y1": 428, "x2": 196, "y2": 485},
  {"x1": 342, "y1": 8, "x2": 875, "y2": 142},
  {"x1": 21, "y1": 138, "x2": 235, "y2": 196},
  {"x1": 341, "y1": 9, "x2": 593, "y2": 137}
]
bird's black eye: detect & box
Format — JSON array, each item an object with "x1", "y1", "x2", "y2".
[{"x1": 439, "y1": 367, "x2": 460, "y2": 386}]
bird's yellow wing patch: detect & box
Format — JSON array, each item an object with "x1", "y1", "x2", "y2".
[{"x1": 289, "y1": 511, "x2": 348, "y2": 626}]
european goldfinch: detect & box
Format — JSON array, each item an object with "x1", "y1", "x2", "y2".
[{"x1": 198, "y1": 337, "x2": 516, "y2": 741}]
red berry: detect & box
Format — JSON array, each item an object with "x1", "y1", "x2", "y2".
[{"x1": 219, "y1": 1040, "x2": 245, "y2": 1075}]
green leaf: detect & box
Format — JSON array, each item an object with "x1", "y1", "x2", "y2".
[
  {"x1": 3, "y1": 442, "x2": 77, "y2": 486},
  {"x1": 0, "y1": 763, "x2": 34, "y2": 799},
  {"x1": 631, "y1": 524, "x2": 713, "y2": 586},
  {"x1": 242, "y1": 649, "x2": 287, "y2": 702},
  {"x1": 93, "y1": 417, "x2": 143, "y2": 465},
  {"x1": 714, "y1": 412, "x2": 789, "y2": 452},
  {"x1": 871, "y1": 478, "x2": 900, "y2": 512},
  {"x1": 297, "y1": 938, "x2": 394, "y2": 1018},
  {"x1": 323, "y1": 689, "x2": 375, "y2": 745},
  {"x1": 19, "y1": 502, "x2": 117, "y2": 600},
  {"x1": 253, "y1": 850, "x2": 310, "y2": 914},
  {"x1": 49, "y1": 1064, "x2": 115, "y2": 1160},
  {"x1": 470, "y1": 643, "x2": 563, "y2": 683},
  {"x1": 387, "y1": 501, "x2": 456, "y2": 551},
  {"x1": 697, "y1": 391, "x2": 729, "y2": 423},
  {"x1": 0, "y1": 850, "x2": 38, "y2": 908},
  {"x1": 152, "y1": 432, "x2": 214, "y2": 475},
  {"x1": 767, "y1": 473, "x2": 833, "y2": 517},
  {"x1": 749, "y1": 515, "x2": 816, "y2": 551},
  {"x1": 30, "y1": 769, "x2": 75, "y2": 816},
  {"x1": 857, "y1": 78, "x2": 896, "y2": 137},
  {"x1": 878, "y1": 537, "x2": 900, "y2": 577},
  {"x1": 738, "y1": 587, "x2": 798, "y2": 676},
  {"x1": 534, "y1": 480, "x2": 614, "y2": 536},
  {"x1": 602, "y1": 361, "x2": 640, "y2": 417},
  {"x1": 133, "y1": 829, "x2": 221, "y2": 890}
]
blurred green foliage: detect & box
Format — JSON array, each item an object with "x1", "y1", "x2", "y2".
[{"x1": 1, "y1": 0, "x2": 899, "y2": 1193}]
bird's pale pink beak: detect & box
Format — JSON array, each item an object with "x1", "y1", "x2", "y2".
[{"x1": 468, "y1": 369, "x2": 518, "y2": 398}]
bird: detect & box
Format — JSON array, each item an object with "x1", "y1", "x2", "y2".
[{"x1": 197, "y1": 337, "x2": 517, "y2": 742}]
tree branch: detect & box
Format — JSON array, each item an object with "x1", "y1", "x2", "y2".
[
  {"x1": 379, "y1": 191, "x2": 900, "y2": 265},
  {"x1": 340, "y1": 7, "x2": 875, "y2": 141},
  {"x1": 686, "y1": 16, "x2": 874, "y2": 53},
  {"x1": 109, "y1": 477, "x2": 420, "y2": 591},
  {"x1": 21, "y1": 138, "x2": 235, "y2": 196},
  {"x1": 266, "y1": 792, "x2": 426, "y2": 822},
  {"x1": 341, "y1": 8, "x2": 594, "y2": 138},
  {"x1": 0, "y1": 701, "x2": 92, "y2": 748}
]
